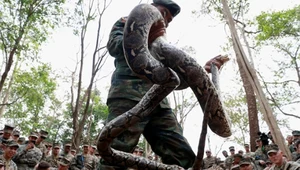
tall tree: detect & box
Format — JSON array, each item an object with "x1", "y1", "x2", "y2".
[
  {"x1": 201, "y1": 0, "x2": 259, "y2": 151},
  {"x1": 0, "y1": 0, "x2": 66, "y2": 97},
  {"x1": 255, "y1": 5, "x2": 300, "y2": 119},
  {"x1": 67, "y1": 0, "x2": 111, "y2": 150}
]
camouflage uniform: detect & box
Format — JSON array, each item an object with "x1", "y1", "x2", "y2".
[
  {"x1": 244, "y1": 151, "x2": 256, "y2": 159},
  {"x1": 13, "y1": 142, "x2": 43, "y2": 170},
  {"x1": 44, "y1": 154, "x2": 60, "y2": 168},
  {"x1": 36, "y1": 142, "x2": 48, "y2": 160},
  {"x1": 70, "y1": 154, "x2": 97, "y2": 170},
  {"x1": 225, "y1": 155, "x2": 234, "y2": 169},
  {"x1": 202, "y1": 156, "x2": 217, "y2": 169},
  {"x1": 101, "y1": 6, "x2": 195, "y2": 169},
  {"x1": 268, "y1": 161, "x2": 300, "y2": 170},
  {"x1": 0, "y1": 155, "x2": 18, "y2": 170}
]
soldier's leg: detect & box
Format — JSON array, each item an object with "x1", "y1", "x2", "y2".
[
  {"x1": 143, "y1": 107, "x2": 196, "y2": 169},
  {"x1": 99, "y1": 99, "x2": 149, "y2": 170}
]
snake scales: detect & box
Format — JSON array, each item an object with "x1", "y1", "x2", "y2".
[{"x1": 97, "y1": 4, "x2": 231, "y2": 170}]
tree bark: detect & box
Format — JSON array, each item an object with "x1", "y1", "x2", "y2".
[{"x1": 221, "y1": 0, "x2": 292, "y2": 160}]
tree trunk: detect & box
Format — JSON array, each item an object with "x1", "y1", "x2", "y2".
[
  {"x1": 221, "y1": 0, "x2": 292, "y2": 160},
  {"x1": 237, "y1": 56, "x2": 259, "y2": 152}
]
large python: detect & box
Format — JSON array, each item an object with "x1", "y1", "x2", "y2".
[{"x1": 97, "y1": 4, "x2": 231, "y2": 170}]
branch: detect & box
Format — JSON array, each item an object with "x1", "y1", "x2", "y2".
[{"x1": 258, "y1": 72, "x2": 300, "y2": 119}]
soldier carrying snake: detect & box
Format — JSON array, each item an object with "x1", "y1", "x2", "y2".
[{"x1": 97, "y1": 1, "x2": 231, "y2": 169}]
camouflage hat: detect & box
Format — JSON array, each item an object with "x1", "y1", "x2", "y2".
[
  {"x1": 6, "y1": 139, "x2": 19, "y2": 148},
  {"x1": 267, "y1": 144, "x2": 279, "y2": 155},
  {"x1": 229, "y1": 146, "x2": 235, "y2": 151},
  {"x1": 53, "y1": 143, "x2": 60, "y2": 149},
  {"x1": 3, "y1": 124, "x2": 15, "y2": 133},
  {"x1": 58, "y1": 157, "x2": 71, "y2": 166},
  {"x1": 18, "y1": 137, "x2": 25, "y2": 143},
  {"x1": 292, "y1": 130, "x2": 300, "y2": 136},
  {"x1": 239, "y1": 158, "x2": 252, "y2": 166},
  {"x1": 39, "y1": 130, "x2": 48, "y2": 138},
  {"x1": 12, "y1": 130, "x2": 20, "y2": 136},
  {"x1": 152, "y1": 0, "x2": 181, "y2": 17},
  {"x1": 29, "y1": 131, "x2": 39, "y2": 138},
  {"x1": 91, "y1": 145, "x2": 97, "y2": 149},
  {"x1": 244, "y1": 143, "x2": 250, "y2": 147},
  {"x1": 233, "y1": 153, "x2": 243, "y2": 159},
  {"x1": 64, "y1": 140, "x2": 72, "y2": 147}
]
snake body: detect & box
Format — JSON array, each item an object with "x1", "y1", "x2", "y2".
[{"x1": 98, "y1": 4, "x2": 231, "y2": 169}]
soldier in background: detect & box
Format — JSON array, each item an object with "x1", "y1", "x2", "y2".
[
  {"x1": 202, "y1": 150, "x2": 218, "y2": 169},
  {"x1": 244, "y1": 144, "x2": 255, "y2": 159},
  {"x1": 0, "y1": 124, "x2": 15, "y2": 155},
  {"x1": 292, "y1": 130, "x2": 300, "y2": 161},
  {"x1": 36, "y1": 130, "x2": 49, "y2": 160},
  {"x1": 0, "y1": 140, "x2": 19, "y2": 170},
  {"x1": 60, "y1": 141, "x2": 74, "y2": 161},
  {"x1": 12, "y1": 130, "x2": 20, "y2": 142},
  {"x1": 254, "y1": 138, "x2": 267, "y2": 170},
  {"x1": 44, "y1": 142, "x2": 52, "y2": 157},
  {"x1": 44, "y1": 143, "x2": 61, "y2": 168},
  {"x1": 17, "y1": 137, "x2": 25, "y2": 145},
  {"x1": 70, "y1": 149, "x2": 76, "y2": 156},
  {"x1": 57, "y1": 157, "x2": 71, "y2": 170},
  {"x1": 239, "y1": 158, "x2": 255, "y2": 170},
  {"x1": 225, "y1": 146, "x2": 235, "y2": 169},
  {"x1": 70, "y1": 143, "x2": 97, "y2": 170},
  {"x1": 13, "y1": 131, "x2": 42, "y2": 170}
]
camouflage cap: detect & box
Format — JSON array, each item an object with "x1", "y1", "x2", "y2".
[
  {"x1": 53, "y1": 143, "x2": 60, "y2": 149},
  {"x1": 292, "y1": 130, "x2": 300, "y2": 136},
  {"x1": 29, "y1": 131, "x2": 39, "y2": 138},
  {"x1": 64, "y1": 140, "x2": 72, "y2": 147},
  {"x1": 58, "y1": 157, "x2": 71, "y2": 166},
  {"x1": 244, "y1": 143, "x2": 250, "y2": 147},
  {"x1": 39, "y1": 130, "x2": 48, "y2": 138},
  {"x1": 239, "y1": 158, "x2": 252, "y2": 165},
  {"x1": 12, "y1": 130, "x2": 20, "y2": 136},
  {"x1": 152, "y1": 0, "x2": 181, "y2": 17},
  {"x1": 18, "y1": 137, "x2": 25, "y2": 143},
  {"x1": 267, "y1": 144, "x2": 279, "y2": 155},
  {"x1": 233, "y1": 153, "x2": 243, "y2": 159},
  {"x1": 3, "y1": 124, "x2": 15, "y2": 133},
  {"x1": 5, "y1": 139, "x2": 19, "y2": 148},
  {"x1": 91, "y1": 145, "x2": 97, "y2": 149},
  {"x1": 229, "y1": 146, "x2": 235, "y2": 151}
]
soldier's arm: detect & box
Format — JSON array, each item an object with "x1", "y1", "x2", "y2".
[
  {"x1": 12, "y1": 145, "x2": 27, "y2": 163},
  {"x1": 25, "y1": 149, "x2": 43, "y2": 166},
  {"x1": 107, "y1": 17, "x2": 127, "y2": 57}
]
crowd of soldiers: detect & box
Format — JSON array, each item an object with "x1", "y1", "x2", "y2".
[
  {"x1": 202, "y1": 130, "x2": 300, "y2": 170},
  {"x1": 0, "y1": 124, "x2": 101, "y2": 170}
]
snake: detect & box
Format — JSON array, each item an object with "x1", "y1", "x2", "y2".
[{"x1": 97, "y1": 3, "x2": 231, "y2": 170}]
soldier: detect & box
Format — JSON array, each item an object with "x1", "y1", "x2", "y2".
[
  {"x1": 292, "y1": 130, "x2": 300, "y2": 161},
  {"x1": 44, "y1": 143, "x2": 61, "y2": 168},
  {"x1": 60, "y1": 141, "x2": 74, "y2": 161},
  {"x1": 13, "y1": 131, "x2": 42, "y2": 170},
  {"x1": 0, "y1": 124, "x2": 15, "y2": 155},
  {"x1": 102, "y1": 0, "x2": 196, "y2": 169},
  {"x1": 267, "y1": 144, "x2": 300, "y2": 170},
  {"x1": 294, "y1": 140, "x2": 300, "y2": 163},
  {"x1": 223, "y1": 150, "x2": 229, "y2": 158},
  {"x1": 202, "y1": 150, "x2": 217, "y2": 169},
  {"x1": 254, "y1": 138, "x2": 267, "y2": 170},
  {"x1": 45, "y1": 142, "x2": 53, "y2": 157},
  {"x1": 17, "y1": 137, "x2": 25, "y2": 145},
  {"x1": 225, "y1": 146, "x2": 235, "y2": 169},
  {"x1": 232, "y1": 154, "x2": 243, "y2": 167},
  {"x1": 0, "y1": 140, "x2": 18, "y2": 170},
  {"x1": 12, "y1": 130, "x2": 20, "y2": 142},
  {"x1": 57, "y1": 157, "x2": 71, "y2": 170},
  {"x1": 239, "y1": 158, "x2": 255, "y2": 170},
  {"x1": 286, "y1": 135, "x2": 294, "y2": 153},
  {"x1": 244, "y1": 144, "x2": 255, "y2": 159},
  {"x1": 70, "y1": 143, "x2": 97, "y2": 170},
  {"x1": 36, "y1": 130, "x2": 48, "y2": 159},
  {"x1": 70, "y1": 149, "x2": 76, "y2": 156}
]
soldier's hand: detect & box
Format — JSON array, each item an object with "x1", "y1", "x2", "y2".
[
  {"x1": 204, "y1": 55, "x2": 229, "y2": 73},
  {"x1": 259, "y1": 160, "x2": 265, "y2": 165},
  {"x1": 148, "y1": 20, "x2": 166, "y2": 44}
]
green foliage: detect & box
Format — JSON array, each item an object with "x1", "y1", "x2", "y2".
[
  {"x1": 4, "y1": 63, "x2": 58, "y2": 135},
  {"x1": 0, "y1": 0, "x2": 66, "y2": 59},
  {"x1": 256, "y1": 5, "x2": 300, "y2": 41}
]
